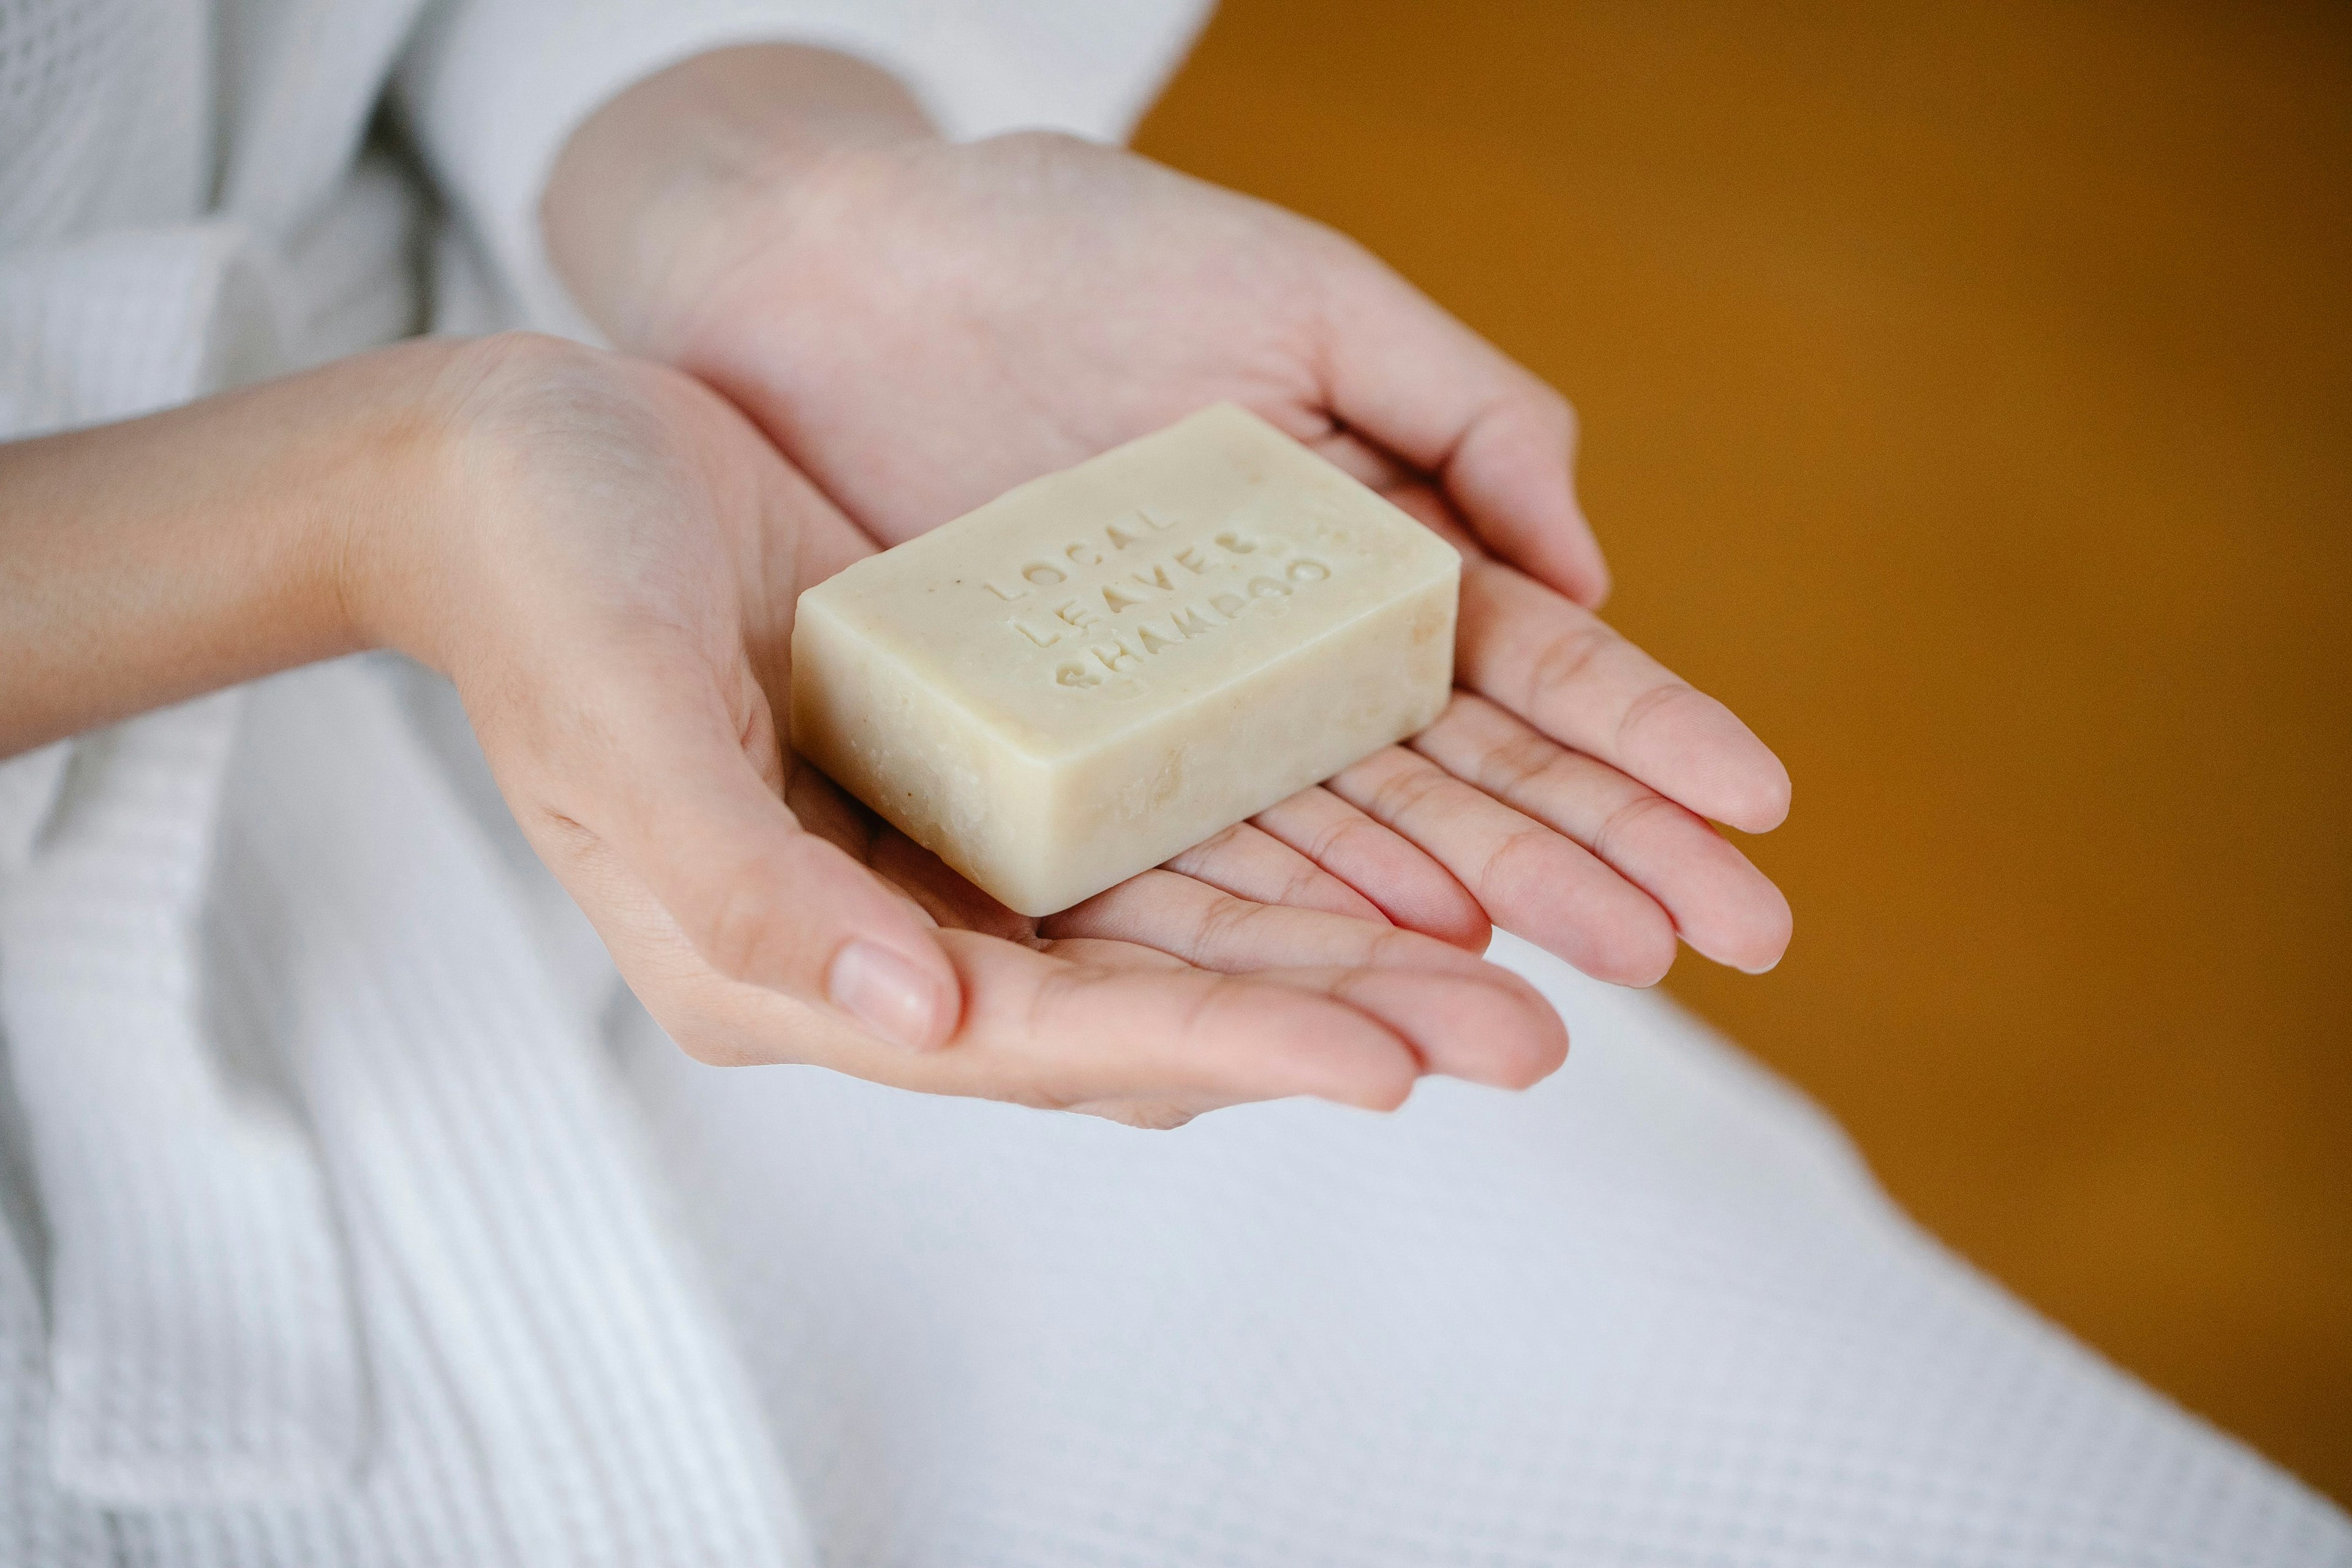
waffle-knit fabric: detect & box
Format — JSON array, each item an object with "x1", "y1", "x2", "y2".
[
  {"x1": 0, "y1": 1, "x2": 2345, "y2": 1564},
  {"x1": 623, "y1": 935, "x2": 2352, "y2": 1566}
]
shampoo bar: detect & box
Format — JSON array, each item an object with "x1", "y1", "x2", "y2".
[{"x1": 790, "y1": 404, "x2": 1459, "y2": 916}]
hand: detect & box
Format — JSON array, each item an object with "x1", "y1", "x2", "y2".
[
  {"x1": 545, "y1": 51, "x2": 1794, "y2": 981},
  {"x1": 1169, "y1": 483, "x2": 1790, "y2": 984},
  {"x1": 363, "y1": 333, "x2": 1564, "y2": 1123},
  {"x1": 1321, "y1": 484, "x2": 1791, "y2": 981}
]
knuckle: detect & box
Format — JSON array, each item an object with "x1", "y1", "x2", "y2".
[
  {"x1": 1483, "y1": 825, "x2": 1564, "y2": 904},
  {"x1": 1307, "y1": 810, "x2": 1360, "y2": 864},
  {"x1": 1363, "y1": 755, "x2": 1450, "y2": 825},
  {"x1": 1587, "y1": 790, "x2": 1679, "y2": 869},
  {"x1": 1177, "y1": 971, "x2": 1252, "y2": 1043},
  {"x1": 1613, "y1": 680, "x2": 1700, "y2": 750},
  {"x1": 1020, "y1": 963, "x2": 1088, "y2": 1047},
  {"x1": 1191, "y1": 891, "x2": 1262, "y2": 954},
  {"x1": 1321, "y1": 814, "x2": 1391, "y2": 870},
  {"x1": 1172, "y1": 823, "x2": 1246, "y2": 870},
  {"x1": 1526, "y1": 622, "x2": 1617, "y2": 703},
  {"x1": 1480, "y1": 729, "x2": 1570, "y2": 798},
  {"x1": 1278, "y1": 858, "x2": 1335, "y2": 910},
  {"x1": 520, "y1": 801, "x2": 602, "y2": 869},
  {"x1": 1364, "y1": 925, "x2": 1472, "y2": 979},
  {"x1": 694, "y1": 845, "x2": 798, "y2": 982}
]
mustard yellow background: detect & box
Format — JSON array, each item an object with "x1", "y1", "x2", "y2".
[{"x1": 1137, "y1": 0, "x2": 2351, "y2": 1504}]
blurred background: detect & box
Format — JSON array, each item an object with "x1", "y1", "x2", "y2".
[{"x1": 1136, "y1": 0, "x2": 2350, "y2": 1504}]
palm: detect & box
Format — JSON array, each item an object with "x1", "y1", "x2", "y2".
[
  {"x1": 779, "y1": 758, "x2": 1564, "y2": 1126},
  {"x1": 655, "y1": 134, "x2": 1793, "y2": 981},
  {"x1": 450, "y1": 342, "x2": 1564, "y2": 1123},
  {"x1": 669, "y1": 137, "x2": 1346, "y2": 547}
]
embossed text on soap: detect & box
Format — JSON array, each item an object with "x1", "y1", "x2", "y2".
[{"x1": 963, "y1": 508, "x2": 1340, "y2": 690}]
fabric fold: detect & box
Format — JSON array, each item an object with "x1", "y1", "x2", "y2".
[
  {"x1": 106, "y1": 658, "x2": 815, "y2": 1566},
  {"x1": 0, "y1": 1099, "x2": 109, "y2": 1567},
  {"x1": 0, "y1": 692, "x2": 369, "y2": 1506}
]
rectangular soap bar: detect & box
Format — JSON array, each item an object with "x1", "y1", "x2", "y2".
[{"x1": 790, "y1": 403, "x2": 1460, "y2": 916}]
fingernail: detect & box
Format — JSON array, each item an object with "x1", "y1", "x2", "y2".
[{"x1": 827, "y1": 940, "x2": 944, "y2": 1050}]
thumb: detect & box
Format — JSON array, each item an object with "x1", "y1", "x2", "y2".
[
  {"x1": 1314, "y1": 241, "x2": 1611, "y2": 608},
  {"x1": 511, "y1": 637, "x2": 961, "y2": 1054}
]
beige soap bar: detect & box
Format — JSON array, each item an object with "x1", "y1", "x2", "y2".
[{"x1": 790, "y1": 404, "x2": 1459, "y2": 916}]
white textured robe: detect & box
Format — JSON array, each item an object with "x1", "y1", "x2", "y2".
[{"x1": 0, "y1": 2, "x2": 2343, "y2": 1563}]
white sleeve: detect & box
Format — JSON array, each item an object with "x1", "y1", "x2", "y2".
[{"x1": 394, "y1": 0, "x2": 1216, "y2": 336}]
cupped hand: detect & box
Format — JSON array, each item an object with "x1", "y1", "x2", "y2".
[
  {"x1": 629, "y1": 128, "x2": 1611, "y2": 606},
  {"x1": 548, "y1": 77, "x2": 1793, "y2": 982},
  {"x1": 365, "y1": 333, "x2": 1564, "y2": 1122}
]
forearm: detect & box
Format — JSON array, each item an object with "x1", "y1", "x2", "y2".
[
  {"x1": 543, "y1": 43, "x2": 936, "y2": 352},
  {"x1": 0, "y1": 341, "x2": 456, "y2": 756}
]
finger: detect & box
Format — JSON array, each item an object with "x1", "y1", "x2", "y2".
[
  {"x1": 524, "y1": 639, "x2": 961, "y2": 1050},
  {"x1": 1163, "y1": 820, "x2": 1390, "y2": 924},
  {"x1": 1325, "y1": 742, "x2": 1679, "y2": 987},
  {"x1": 1314, "y1": 244, "x2": 1610, "y2": 606},
  {"x1": 1052, "y1": 868, "x2": 1481, "y2": 978},
  {"x1": 925, "y1": 931, "x2": 1427, "y2": 1112},
  {"x1": 1374, "y1": 478, "x2": 1476, "y2": 544},
  {"x1": 1414, "y1": 694, "x2": 1792, "y2": 973},
  {"x1": 945, "y1": 948, "x2": 1219, "y2": 1130},
  {"x1": 1302, "y1": 421, "x2": 1417, "y2": 492},
  {"x1": 1049, "y1": 870, "x2": 1564, "y2": 1088},
  {"x1": 1457, "y1": 554, "x2": 1792, "y2": 833},
  {"x1": 1278, "y1": 961, "x2": 1567, "y2": 1092},
  {"x1": 1250, "y1": 782, "x2": 1489, "y2": 949},
  {"x1": 778, "y1": 760, "x2": 955, "y2": 931},
  {"x1": 789, "y1": 462, "x2": 889, "y2": 581}
]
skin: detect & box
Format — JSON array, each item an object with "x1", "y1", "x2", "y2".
[
  {"x1": 0, "y1": 334, "x2": 1564, "y2": 1127},
  {"x1": 544, "y1": 45, "x2": 1794, "y2": 987},
  {"x1": 2, "y1": 42, "x2": 1794, "y2": 1129}
]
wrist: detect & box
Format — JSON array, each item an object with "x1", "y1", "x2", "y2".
[
  {"x1": 320, "y1": 338, "x2": 486, "y2": 673},
  {"x1": 543, "y1": 43, "x2": 937, "y2": 353},
  {"x1": 0, "y1": 338, "x2": 468, "y2": 753}
]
